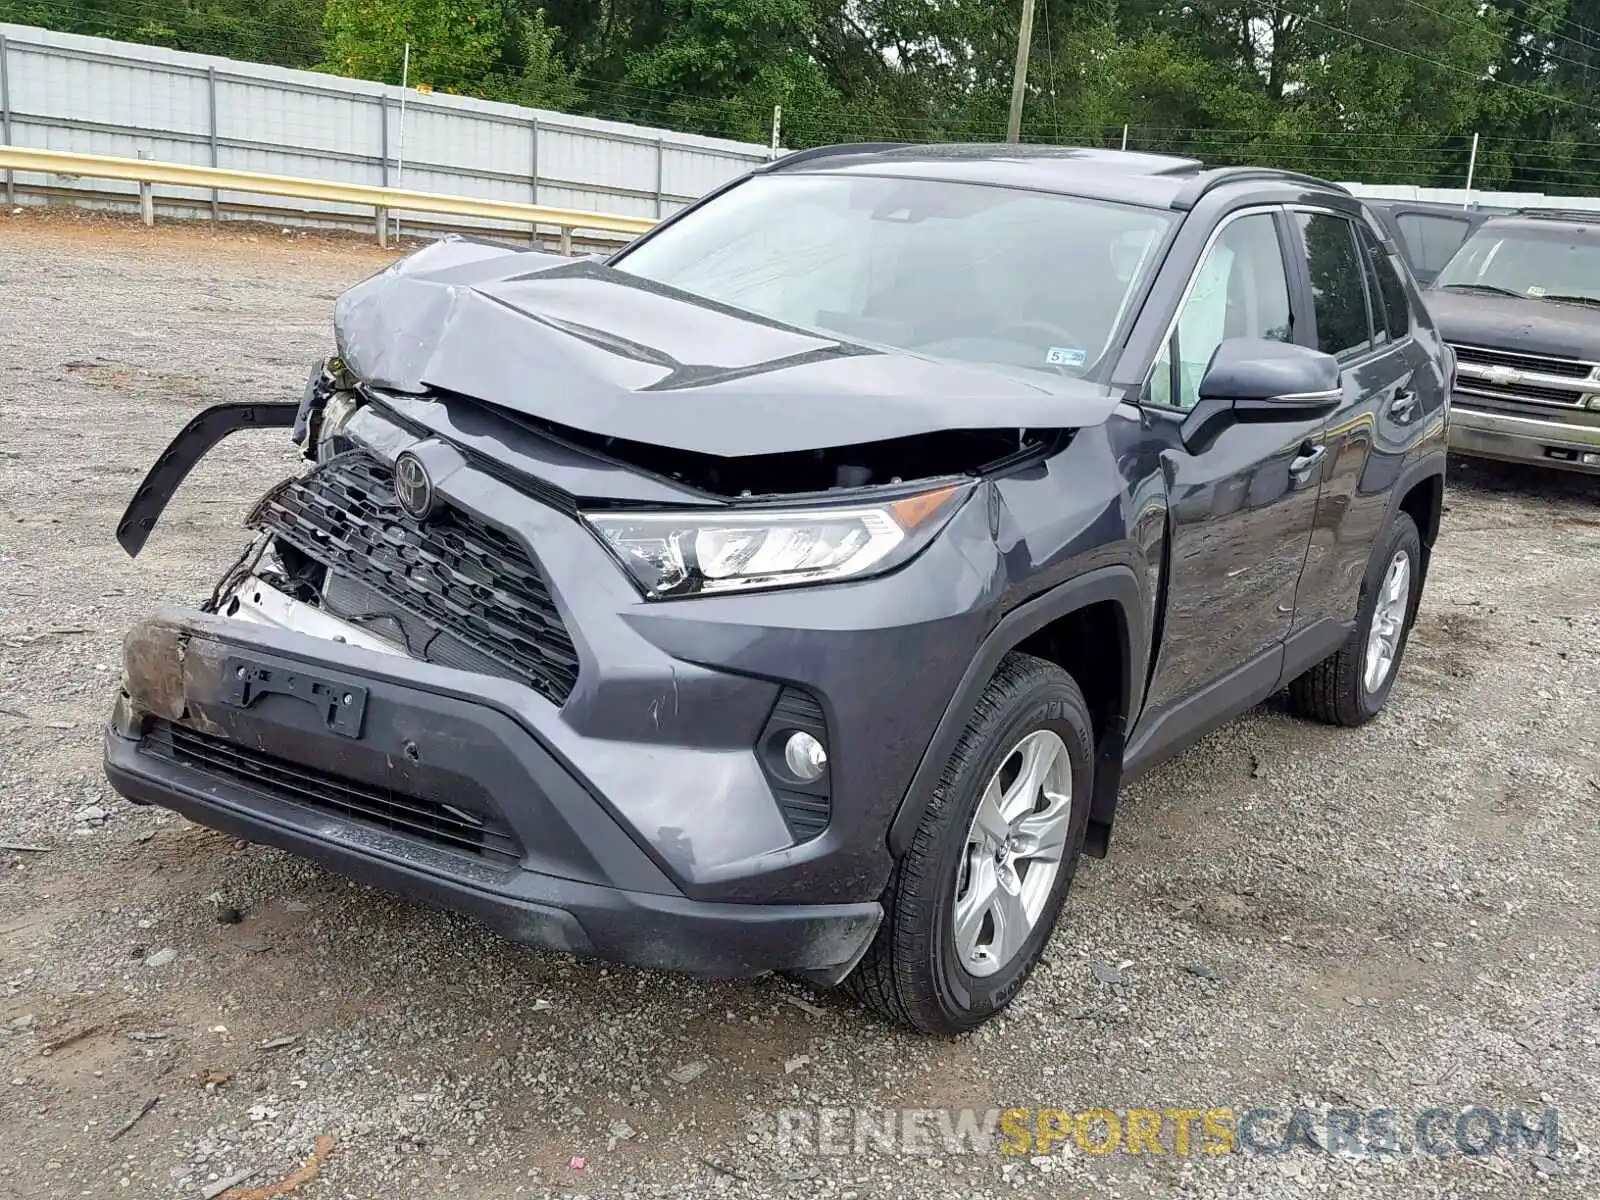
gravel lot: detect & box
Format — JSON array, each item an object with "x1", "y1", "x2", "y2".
[{"x1": 1, "y1": 209, "x2": 1597, "y2": 1200}]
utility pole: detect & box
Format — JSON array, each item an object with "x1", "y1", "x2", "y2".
[
  {"x1": 394, "y1": 42, "x2": 410, "y2": 244},
  {"x1": 1463, "y1": 131, "x2": 1480, "y2": 209},
  {"x1": 1006, "y1": 0, "x2": 1038, "y2": 143}
]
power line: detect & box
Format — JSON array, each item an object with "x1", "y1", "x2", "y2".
[
  {"x1": 1260, "y1": 0, "x2": 1600, "y2": 119},
  {"x1": 1504, "y1": 0, "x2": 1600, "y2": 49},
  {"x1": 1390, "y1": 0, "x2": 1600, "y2": 79}
]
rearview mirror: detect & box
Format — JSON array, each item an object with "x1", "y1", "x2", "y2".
[{"x1": 1182, "y1": 338, "x2": 1341, "y2": 452}]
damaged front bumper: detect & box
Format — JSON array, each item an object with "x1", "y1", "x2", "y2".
[
  {"x1": 105, "y1": 610, "x2": 883, "y2": 981},
  {"x1": 102, "y1": 385, "x2": 1023, "y2": 984}
]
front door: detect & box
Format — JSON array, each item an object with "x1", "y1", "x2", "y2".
[{"x1": 1132, "y1": 209, "x2": 1326, "y2": 759}]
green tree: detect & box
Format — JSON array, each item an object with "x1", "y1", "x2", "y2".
[
  {"x1": 320, "y1": 0, "x2": 576, "y2": 106},
  {"x1": 0, "y1": 0, "x2": 325, "y2": 66},
  {"x1": 620, "y1": 0, "x2": 841, "y2": 141},
  {"x1": 322, "y1": 0, "x2": 505, "y2": 90},
  {"x1": 5, "y1": 0, "x2": 1599, "y2": 194}
]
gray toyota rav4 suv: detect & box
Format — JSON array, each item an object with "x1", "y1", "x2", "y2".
[{"x1": 106, "y1": 145, "x2": 1450, "y2": 1033}]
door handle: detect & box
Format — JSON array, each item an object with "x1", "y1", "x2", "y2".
[
  {"x1": 1289, "y1": 442, "x2": 1326, "y2": 480},
  {"x1": 1389, "y1": 389, "x2": 1420, "y2": 421}
]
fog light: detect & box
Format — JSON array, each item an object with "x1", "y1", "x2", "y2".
[
  {"x1": 783, "y1": 731, "x2": 828, "y2": 782},
  {"x1": 1582, "y1": 452, "x2": 1600, "y2": 466}
]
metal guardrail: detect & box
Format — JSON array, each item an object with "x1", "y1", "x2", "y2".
[{"x1": 0, "y1": 145, "x2": 660, "y2": 248}]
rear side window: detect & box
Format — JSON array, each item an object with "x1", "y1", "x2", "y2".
[
  {"x1": 1395, "y1": 213, "x2": 1474, "y2": 277},
  {"x1": 1359, "y1": 226, "x2": 1411, "y2": 341},
  {"x1": 1295, "y1": 213, "x2": 1373, "y2": 358}
]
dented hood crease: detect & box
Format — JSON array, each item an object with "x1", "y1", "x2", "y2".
[{"x1": 333, "y1": 238, "x2": 1123, "y2": 457}]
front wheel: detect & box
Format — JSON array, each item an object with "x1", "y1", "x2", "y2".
[{"x1": 844, "y1": 653, "x2": 1093, "y2": 1034}]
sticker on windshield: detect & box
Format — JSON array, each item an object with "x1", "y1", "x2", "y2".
[
  {"x1": 1046, "y1": 346, "x2": 1087, "y2": 368},
  {"x1": 1527, "y1": 285, "x2": 1546, "y2": 296}
]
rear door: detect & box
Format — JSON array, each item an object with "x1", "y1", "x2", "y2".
[
  {"x1": 1382, "y1": 206, "x2": 1486, "y2": 286},
  {"x1": 1135, "y1": 208, "x2": 1326, "y2": 743},
  {"x1": 1286, "y1": 208, "x2": 1425, "y2": 659}
]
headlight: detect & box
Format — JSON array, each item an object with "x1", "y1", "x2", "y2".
[{"x1": 586, "y1": 484, "x2": 968, "y2": 598}]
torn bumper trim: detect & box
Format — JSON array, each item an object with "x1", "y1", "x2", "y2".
[{"x1": 116, "y1": 402, "x2": 300, "y2": 557}]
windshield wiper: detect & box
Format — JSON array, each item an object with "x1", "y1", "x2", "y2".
[
  {"x1": 1436, "y1": 283, "x2": 1529, "y2": 299},
  {"x1": 1537, "y1": 293, "x2": 1600, "y2": 310}
]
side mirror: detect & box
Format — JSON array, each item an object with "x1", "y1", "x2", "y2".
[{"x1": 1182, "y1": 338, "x2": 1341, "y2": 452}]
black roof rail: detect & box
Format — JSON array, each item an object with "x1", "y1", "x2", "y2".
[
  {"x1": 1172, "y1": 166, "x2": 1349, "y2": 211},
  {"x1": 1507, "y1": 206, "x2": 1600, "y2": 222},
  {"x1": 761, "y1": 142, "x2": 913, "y2": 172}
]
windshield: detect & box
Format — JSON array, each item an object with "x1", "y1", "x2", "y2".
[
  {"x1": 1435, "y1": 222, "x2": 1600, "y2": 302},
  {"x1": 612, "y1": 173, "x2": 1175, "y2": 379}
]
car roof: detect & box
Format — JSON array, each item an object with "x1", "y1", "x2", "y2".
[{"x1": 764, "y1": 142, "x2": 1349, "y2": 211}]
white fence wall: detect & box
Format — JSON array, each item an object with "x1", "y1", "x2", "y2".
[{"x1": 0, "y1": 23, "x2": 772, "y2": 239}]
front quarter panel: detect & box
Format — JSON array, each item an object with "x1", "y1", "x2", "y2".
[{"x1": 886, "y1": 419, "x2": 1156, "y2": 854}]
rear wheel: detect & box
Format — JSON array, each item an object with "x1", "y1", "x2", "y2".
[
  {"x1": 1286, "y1": 512, "x2": 1422, "y2": 726},
  {"x1": 844, "y1": 653, "x2": 1093, "y2": 1034}
]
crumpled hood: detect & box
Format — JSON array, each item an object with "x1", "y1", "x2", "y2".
[
  {"x1": 333, "y1": 237, "x2": 1123, "y2": 457},
  {"x1": 1424, "y1": 288, "x2": 1600, "y2": 362}
]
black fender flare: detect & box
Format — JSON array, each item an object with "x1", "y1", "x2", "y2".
[
  {"x1": 1374, "y1": 447, "x2": 1448, "y2": 595},
  {"x1": 886, "y1": 564, "x2": 1147, "y2": 857},
  {"x1": 1383, "y1": 448, "x2": 1447, "y2": 546},
  {"x1": 116, "y1": 402, "x2": 300, "y2": 558}
]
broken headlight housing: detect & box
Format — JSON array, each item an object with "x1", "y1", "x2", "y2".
[
  {"x1": 294, "y1": 357, "x2": 364, "y2": 461},
  {"x1": 586, "y1": 484, "x2": 968, "y2": 598},
  {"x1": 316, "y1": 387, "x2": 364, "y2": 459}
]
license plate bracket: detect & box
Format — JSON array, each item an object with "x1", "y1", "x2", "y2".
[{"x1": 220, "y1": 655, "x2": 367, "y2": 739}]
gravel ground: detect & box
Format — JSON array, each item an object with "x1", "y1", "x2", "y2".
[{"x1": 1, "y1": 208, "x2": 1597, "y2": 1200}]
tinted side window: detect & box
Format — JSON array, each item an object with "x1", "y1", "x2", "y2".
[
  {"x1": 1148, "y1": 212, "x2": 1292, "y2": 411},
  {"x1": 1395, "y1": 213, "x2": 1473, "y2": 276},
  {"x1": 1359, "y1": 225, "x2": 1411, "y2": 341},
  {"x1": 1295, "y1": 213, "x2": 1372, "y2": 357}
]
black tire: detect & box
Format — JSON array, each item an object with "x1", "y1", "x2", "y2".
[
  {"x1": 843, "y1": 652, "x2": 1093, "y2": 1034},
  {"x1": 1286, "y1": 512, "x2": 1422, "y2": 727}
]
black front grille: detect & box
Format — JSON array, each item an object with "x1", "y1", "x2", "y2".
[
  {"x1": 142, "y1": 721, "x2": 522, "y2": 867},
  {"x1": 1458, "y1": 379, "x2": 1589, "y2": 406},
  {"x1": 1452, "y1": 344, "x2": 1596, "y2": 379},
  {"x1": 253, "y1": 452, "x2": 580, "y2": 705}
]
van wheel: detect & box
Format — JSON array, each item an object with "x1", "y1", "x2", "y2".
[
  {"x1": 1286, "y1": 512, "x2": 1422, "y2": 727},
  {"x1": 844, "y1": 653, "x2": 1092, "y2": 1034}
]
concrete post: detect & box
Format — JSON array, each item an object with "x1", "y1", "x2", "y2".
[{"x1": 138, "y1": 150, "x2": 153, "y2": 226}]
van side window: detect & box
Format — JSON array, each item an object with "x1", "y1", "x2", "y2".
[{"x1": 1395, "y1": 213, "x2": 1473, "y2": 278}]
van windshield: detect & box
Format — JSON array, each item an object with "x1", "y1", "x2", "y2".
[
  {"x1": 613, "y1": 173, "x2": 1175, "y2": 379},
  {"x1": 1435, "y1": 221, "x2": 1600, "y2": 304}
]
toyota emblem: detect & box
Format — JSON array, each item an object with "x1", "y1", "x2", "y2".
[{"x1": 393, "y1": 451, "x2": 435, "y2": 521}]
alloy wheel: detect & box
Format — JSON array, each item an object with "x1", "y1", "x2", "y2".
[
  {"x1": 951, "y1": 729, "x2": 1075, "y2": 977},
  {"x1": 1364, "y1": 550, "x2": 1411, "y2": 694}
]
